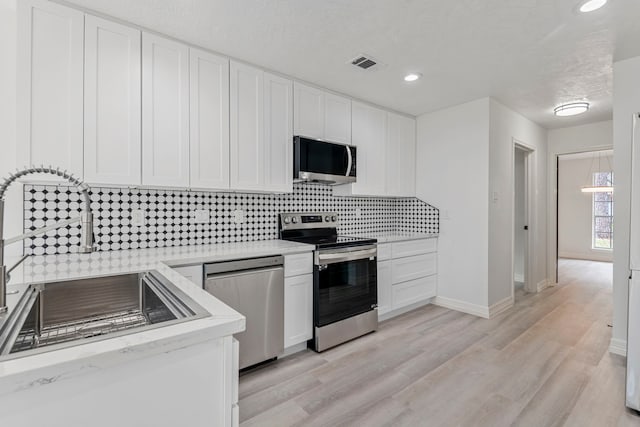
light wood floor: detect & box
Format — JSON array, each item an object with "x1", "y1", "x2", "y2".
[{"x1": 239, "y1": 259, "x2": 640, "y2": 426}]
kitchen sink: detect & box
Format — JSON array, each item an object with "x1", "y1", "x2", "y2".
[{"x1": 0, "y1": 271, "x2": 209, "y2": 360}]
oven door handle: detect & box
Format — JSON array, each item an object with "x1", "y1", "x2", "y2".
[{"x1": 315, "y1": 247, "x2": 377, "y2": 266}]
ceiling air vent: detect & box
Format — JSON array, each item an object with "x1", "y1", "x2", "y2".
[{"x1": 350, "y1": 54, "x2": 379, "y2": 70}]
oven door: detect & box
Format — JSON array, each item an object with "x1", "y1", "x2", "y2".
[{"x1": 314, "y1": 245, "x2": 377, "y2": 327}]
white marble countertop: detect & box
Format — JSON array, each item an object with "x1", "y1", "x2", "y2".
[
  {"x1": 0, "y1": 239, "x2": 314, "y2": 381},
  {"x1": 352, "y1": 232, "x2": 438, "y2": 243}
]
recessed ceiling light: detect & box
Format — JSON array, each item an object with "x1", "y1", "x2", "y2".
[
  {"x1": 579, "y1": 0, "x2": 607, "y2": 13},
  {"x1": 404, "y1": 73, "x2": 422, "y2": 82},
  {"x1": 554, "y1": 102, "x2": 590, "y2": 116}
]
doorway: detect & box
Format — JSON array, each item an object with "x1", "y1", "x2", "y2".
[
  {"x1": 513, "y1": 144, "x2": 531, "y2": 299},
  {"x1": 556, "y1": 150, "x2": 614, "y2": 280}
]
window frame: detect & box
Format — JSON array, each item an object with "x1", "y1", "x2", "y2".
[{"x1": 591, "y1": 171, "x2": 614, "y2": 251}]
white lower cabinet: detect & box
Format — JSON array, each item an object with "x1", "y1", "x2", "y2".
[
  {"x1": 392, "y1": 275, "x2": 437, "y2": 308},
  {"x1": 377, "y1": 260, "x2": 392, "y2": 316},
  {"x1": 284, "y1": 274, "x2": 313, "y2": 348},
  {"x1": 379, "y1": 238, "x2": 438, "y2": 320},
  {"x1": 283, "y1": 252, "x2": 314, "y2": 348}
]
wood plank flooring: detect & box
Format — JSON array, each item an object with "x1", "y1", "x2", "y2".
[{"x1": 239, "y1": 259, "x2": 640, "y2": 426}]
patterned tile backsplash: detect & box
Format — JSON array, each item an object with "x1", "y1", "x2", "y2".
[{"x1": 23, "y1": 183, "x2": 439, "y2": 255}]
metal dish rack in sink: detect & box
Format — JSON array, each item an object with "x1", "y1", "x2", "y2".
[{"x1": 0, "y1": 271, "x2": 209, "y2": 359}]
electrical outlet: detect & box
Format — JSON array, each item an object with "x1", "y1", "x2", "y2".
[
  {"x1": 194, "y1": 209, "x2": 210, "y2": 224},
  {"x1": 233, "y1": 209, "x2": 245, "y2": 224},
  {"x1": 355, "y1": 208, "x2": 362, "y2": 218},
  {"x1": 131, "y1": 210, "x2": 145, "y2": 227}
]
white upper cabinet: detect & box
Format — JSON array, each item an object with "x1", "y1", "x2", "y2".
[
  {"x1": 293, "y1": 83, "x2": 324, "y2": 140},
  {"x1": 230, "y1": 61, "x2": 293, "y2": 193},
  {"x1": 336, "y1": 105, "x2": 416, "y2": 198},
  {"x1": 336, "y1": 101, "x2": 386, "y2": 196},
  {"x1": 189, "y1": 48, "x2": 230, "y2": 190},
  {"x1": 323, "y1": 93, "x2": 352, "y2": 144},
  {"x1": 263, "y1": 72, "x2": 293, "y2": 193},
  {"x1": 293, "y1": 82, "x2": 351, "y2": 144},
  {"x1": 230, "y1": 61, "x2": 264, "y2": 191},
  {"x1": 84, "y1": 16, "x2": 141, "y2": 186},
  {"x1": 18, "y1": 0, "x2": 84, "y2": 179},
  {"x1": 142, "y1": 33, "x2": 190, "y2": 187},
  {"x1": 386, "y1": 112, "x2": 416, "y2": 197}
]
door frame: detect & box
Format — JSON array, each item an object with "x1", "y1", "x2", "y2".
[
  {"x1": 549, "y1": 147, "x2": 614, "y2": 283},
  {"x1": 511, "y1": 139, "x2": 535, "y2": 297}
]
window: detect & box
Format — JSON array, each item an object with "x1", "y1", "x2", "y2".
[{"x1": 592, "y1": 171, "x2": 614, "y2": 250}]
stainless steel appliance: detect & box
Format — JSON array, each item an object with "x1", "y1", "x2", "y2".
[
  {"x1": 204, "y1": 256, "x2": 284, "y2": 369},
  {"x1": 279, "y1": 213, "x2": 377, "y2": 352},
  {"x1": 293, "y1": 136, "x2": 357, "y2": 184},
  {"x1": 627, "y1": 113, "x2": 640, "y2": 410}
]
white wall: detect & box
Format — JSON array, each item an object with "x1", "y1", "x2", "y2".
[
  {"x1": 0, "y1": 0, "x2": 21, "y2": 258},
  {"x1": 558, "y1": 154, "x2": 613, "y2": 262},
  {"x1": 612, "y1": 56, "x2": 640, "y2": 352},
  {"x1": 547, "y1": 120, "x2": 613, "y2": 285},
  {"x1": 416, "y1": 98, "x2": 490, "y2": 308},
  {"x1": 488, "y1": 99, "x2": 548, "y2": 305},
  {"x1": 514, "y1": 149, "x2": 525, "y2": 282}
]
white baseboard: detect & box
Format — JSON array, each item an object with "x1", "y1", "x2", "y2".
[
  {"x1": 559, "y1": 251, "x2": 613, "y2": 263},
  {"x1": 433, "y1": 296, "x2": 490, "y2": 319},
  {"x1": 378, "y1": 298, "x2": 434, "y2": 322},
  {"x1": 536, "y1": 279, "x2": 552, "y2": 292},
  {"x1": 489, "y1": 295, "x2": 514, "y2": 318},
  {"x1": 609, "y1": 338, "x2": 627, "y2": 357}
]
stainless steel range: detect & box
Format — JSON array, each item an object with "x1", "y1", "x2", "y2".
[{"x1": 279, "y1": 212, "x2": 378, "y2": 352}]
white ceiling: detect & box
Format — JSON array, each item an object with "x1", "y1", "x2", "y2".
[{"x1": 62, "y1": 0, "x2": 640, "y2": 129}]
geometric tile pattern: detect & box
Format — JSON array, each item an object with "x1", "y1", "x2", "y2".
[{"x1": 23, "y1": 183, "x2": 439, "y2": 255}]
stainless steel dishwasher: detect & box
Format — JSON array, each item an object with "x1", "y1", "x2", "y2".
[{"x1": 204, "y1": 256, "x2": 284, "y2": 370}]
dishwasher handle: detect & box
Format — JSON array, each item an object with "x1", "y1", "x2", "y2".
[
  {"x1": 205, "y1": 266, "x2": 283, "y2": 282},
  {"x1": 204, "y1": 255, "x2": 284, "y2": 276}
]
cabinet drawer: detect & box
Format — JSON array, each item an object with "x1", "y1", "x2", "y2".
[
  {"x1": 392, "y1": 275, "x2": 437, "y2": 309},
  {"x1": 284, "y1": 252, "x2": 313, "y2": 277},
  {"x1": 391, "y1": 238, "x2": 437, "y2": 258},
  {"x1": 391, "y1": 253, "x2": 437, "y2": 284},
  {"x1": 377, "y1": 243, "x2": 392, "y2": 261}
]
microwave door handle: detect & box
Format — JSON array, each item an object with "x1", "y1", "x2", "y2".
[{"x1": 345, "y1": 146, "x2": 352, "y2": 176}]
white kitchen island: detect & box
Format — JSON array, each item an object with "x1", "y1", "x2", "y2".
[{"x1": 0, "y1": 240, "x2": 313, "y2": 427}]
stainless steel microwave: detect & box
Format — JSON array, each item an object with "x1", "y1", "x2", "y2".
[{"x1": 293, "y1": 136, "x2": 357, "y2": 185}]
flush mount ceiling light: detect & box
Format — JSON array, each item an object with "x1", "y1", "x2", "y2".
[
  {"x1": 579, "y1": 0, "x2": 608, "y2": 13},
  {"x1": 554, "y1": 102, "x2": 590, "y2": 117},
  {"x1": 404, "y1": 73, "x2": 422, "y2": 82}
]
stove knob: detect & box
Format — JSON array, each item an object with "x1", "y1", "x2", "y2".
[
  {"x1": 324, "y1": 216, "x2": 331, "y2": 222},
  {"x1": 292, "y1": 217, "x2": 299, "y2": 224},
  {"x1": 331, "y1": 215, "x2": 337, "y2": 222},
  {"x1": 283, "y1": 217, "x2": 291, "y2": 224}
]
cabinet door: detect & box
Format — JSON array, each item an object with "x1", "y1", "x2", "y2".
[
  {"x1": 324, "y1": 93, "x2": 351, "y2": 144},
  {"x1": 377, "y1": 260, "x2": 392, "y2": 316},
  {"x1": 350, "y1": 102, "x2": 387, "y2": 195},
  {"x1": 84, "y1": 16, "x2": 141, "y2": 186},
  {"x1": 386, "y1": 113, "x2": 416, "y2": 197},
  {"x1": 293, "y1": 82, "x2": 324, "y2": 140},
  {"x1": 264, "y1": 72, "x2": 293, "y2": 193},
  {"x1": 189, "y1": 48, "x2": 230, "y2": 190},
  {"x1": 284, "y1": 274, "x2": 313, "y2": 348},
  {"x1": 230, "y1": 61, "x2": 264, "y2": 191},
  {"x1": 142, "y1": 33, "x2": 190, "y2": 187},
  {"x1": 17, "y1": 0, "x2": 84, "y2": 179}
]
